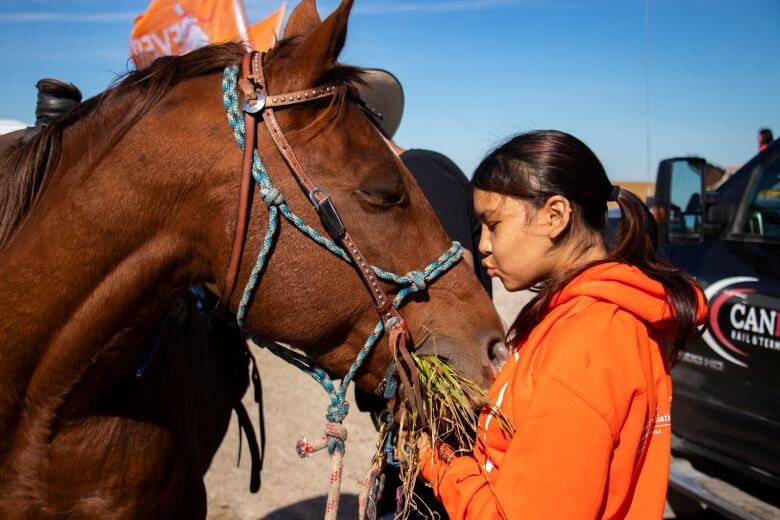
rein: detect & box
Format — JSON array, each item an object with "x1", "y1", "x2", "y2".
[{"x1": 221, "y1": 51, "x2": 463, "y2": 519}]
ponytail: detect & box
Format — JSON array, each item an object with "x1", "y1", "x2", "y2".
[{"x1": 612, "y1": 188, "x2": 702, "y2": 363}]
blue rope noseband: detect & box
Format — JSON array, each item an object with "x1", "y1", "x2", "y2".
[{"x1": 221, "y1": 64, "x2": 463, "y2": 455}]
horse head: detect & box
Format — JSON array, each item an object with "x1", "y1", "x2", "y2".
[
  {"x1": 0, "y1": 1, "x2": 503, "y2": 440},
  {"x1": 216, "y1": 0, "x2": 505, "y2": 392}
]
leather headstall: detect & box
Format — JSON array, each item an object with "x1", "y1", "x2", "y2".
[
  {"x1": 220, "y1": 52, "x2": 425, "y2": 421},
  {"x1": 221, "y1": 51, "x2": 425, "y2": 421},
  {"x1": 223, "y1": 51, "x2": 402, "y2": 322}
]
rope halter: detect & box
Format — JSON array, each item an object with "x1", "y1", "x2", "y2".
[{"x1": 221, "y1": 59, "x2": 465, "y2": 520}]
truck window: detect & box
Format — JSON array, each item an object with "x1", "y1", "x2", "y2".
[
  {"x1": 741, "y1": 153, "x2": 780, "y2": 239},
  {"x1": 669, "y1": 160, "x2": 704, "y2": 237}
]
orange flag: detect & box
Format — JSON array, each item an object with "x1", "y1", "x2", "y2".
[
  {"x1": 248, "y1": 4, "x2": 286, "y2": 52},
  {"x1": 130, "y1": 1, "x2": 286, "y2": 68}
]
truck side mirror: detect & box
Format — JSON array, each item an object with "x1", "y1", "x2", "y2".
[{"x1": 654, "y1": 157, "x2": 707, "y2": 244}]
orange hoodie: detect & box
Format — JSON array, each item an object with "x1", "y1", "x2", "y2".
[{"x1": 420, "y1": 262, "x2": 706, "y2": 519}]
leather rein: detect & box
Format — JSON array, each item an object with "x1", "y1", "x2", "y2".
[{"x1": 221, "y1": 51, "x2": 425, "y2": 418}]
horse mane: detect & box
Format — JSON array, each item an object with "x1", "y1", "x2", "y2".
[
  {"x1": 0, "y1": 39, "x2": 365, "y2": 249},
  {"x1": 0, "y1": 42, "x2": 247, "y2": 248}
]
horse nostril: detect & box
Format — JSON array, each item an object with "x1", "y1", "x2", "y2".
[{"x1": 488, "y1": 337, "x2": 509, "y2": 373}]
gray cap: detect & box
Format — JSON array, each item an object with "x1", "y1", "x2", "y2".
[{"x1": 354, "y1": 68, "x2": 404, "y2": 139}]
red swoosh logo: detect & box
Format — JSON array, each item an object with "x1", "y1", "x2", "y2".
[{"x1": 709, "y1": 288, "x2": 755, "y2": 357}]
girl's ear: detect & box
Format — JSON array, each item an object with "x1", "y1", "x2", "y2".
[{"x1": 544, "y1": 195, "x2": 572, "y2": 240}]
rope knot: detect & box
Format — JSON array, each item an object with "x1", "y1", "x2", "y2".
[
  {"x1": 326, "y1": 401, "x2": 350, "y2": 423},
  {"x1": 260, "y1": 187, "x2": 284, "y2": 206},
  {"x1": 324, "y1": 421, "x2": 348, "y2": 442},
  {"x1": 295, "y1": 421, "x2": 349, "y2": 458},
  {"x1": 408, "y1": 270, "x2": 427, "y2": 292},
  {"x1": 324, "y1": 421, "x2": 348, "y2": 455}
]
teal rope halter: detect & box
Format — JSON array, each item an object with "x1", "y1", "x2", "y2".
[{"x1": 222, "y1": 64, "x2": 464, "y2": 455}]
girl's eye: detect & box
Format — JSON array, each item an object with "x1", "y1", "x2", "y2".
[{"x1": 486, "y1": 222, "x2": 498, "y2": 232}]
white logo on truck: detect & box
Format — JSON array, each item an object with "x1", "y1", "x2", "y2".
[{"x1": 702, "y1": 277, "x2": 757, "y2": 368}]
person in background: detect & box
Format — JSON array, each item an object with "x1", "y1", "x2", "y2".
[
  {"x1": 416, "y1": 130, "x2": 707, "y2": 519},
  {"x1": 758, "y1": 128, "x2": 774, "y2": 152},
  {"x1": 354, "y1": 69, "x2": 491, "y2": 296},
  {"x1": 25, "y1": 79, "x2": 82, "y2": 142},
  {"x1": 0, "y1": 79, "x2": 82, "y2": 157}
]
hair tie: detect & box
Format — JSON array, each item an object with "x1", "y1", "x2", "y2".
[{"x1": 608, "y1": 185, "x2": 621, "y2": 202}]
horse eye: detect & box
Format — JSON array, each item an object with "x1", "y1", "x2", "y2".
[{"x1": 355, "y1": 189, "x2": 406, "y2": 208}]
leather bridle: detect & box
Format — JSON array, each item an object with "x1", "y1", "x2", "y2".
[{"x1": 221, "y1": 51, "x2": 425, "y2": 417}]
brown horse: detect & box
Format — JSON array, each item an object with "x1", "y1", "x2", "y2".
[
  {"x1": 0, "y1": 64, "x2": 255, "y2": 520},
  {"x1": 1, "y1": 129, "x2": 256, "y2": 517},
  {"x1": 0, "y1": 129, "x2": 25, "y2": 158},
  {"x1": 0, "y1": 0, "x2": 504, "y2": 518}
]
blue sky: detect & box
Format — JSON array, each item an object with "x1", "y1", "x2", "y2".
[{"x1": 0, "y1": 0, "x2": 778, "y2": 181}]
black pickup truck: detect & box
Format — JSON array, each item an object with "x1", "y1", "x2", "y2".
[{"x1": 653, "y1": 140, "x2": 780, "y2": 518}]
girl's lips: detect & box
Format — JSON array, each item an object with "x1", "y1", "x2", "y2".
[{"x1": 486, "y1": 268, "x2": 497, "y2": 277}]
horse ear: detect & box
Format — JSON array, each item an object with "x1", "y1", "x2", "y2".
[
  {"x1": 289, "y1": 0, "x2": 353, "y2": 86},
  {"x1": 284, "y1": 0, "x2": 321, "y2": 39}
]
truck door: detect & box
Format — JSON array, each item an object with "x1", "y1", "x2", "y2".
[{"x1": 657, "y1": 148, "x2": 780, "y2": 487}]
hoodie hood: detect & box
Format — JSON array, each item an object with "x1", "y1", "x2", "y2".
[{"x1": 549, "y1": 262, "x2": 699, "y2": 339}]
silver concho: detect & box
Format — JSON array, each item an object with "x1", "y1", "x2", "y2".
[{"x1": 243, "y1": 93, "x2": 266, "y2": 114}]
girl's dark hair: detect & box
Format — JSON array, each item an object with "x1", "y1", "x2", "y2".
[{"x1": 471, "y1": 130, "x2": 703, "y2": 363}]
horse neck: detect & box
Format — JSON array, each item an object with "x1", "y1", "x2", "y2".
[{"x1": 0, "y1": 98, "x2": 228, "y2": 451}]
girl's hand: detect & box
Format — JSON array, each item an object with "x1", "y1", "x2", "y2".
[
  {"x1": 416, "y1": 431, "x2": 456, "y2": 460},
  {"x1": 417, "y1": 432, "x2": 456, "y2": 486},
  {"x1": 395, "y1": 430, "x2": 435, "y2": 464},
  {"x1": 418, "y1": 432, "x2": 455, "y2": 463},
  {"x1": 416, "y1": 431, "x2": 432, "y2": 455},
  {"x1": 395, "y1": 430, "x2": 455, "y2": 468}
]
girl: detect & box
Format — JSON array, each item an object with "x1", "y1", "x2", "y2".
[{"x1": 418, "y1": 130, "x2": 706, "y2": 519}]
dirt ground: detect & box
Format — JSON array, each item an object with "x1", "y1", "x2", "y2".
[
  {"x1": 204, "y1": 344, "x2": 380, "y2": 520},
  {"x1": 204, "y1": 284, "x2": 692, "y2": 519}
]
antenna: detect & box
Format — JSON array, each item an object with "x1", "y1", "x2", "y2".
[{"x1": 645, "y1": 0, "x2": 652, "y2": 181}]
